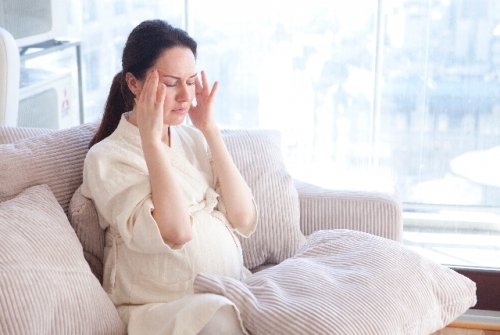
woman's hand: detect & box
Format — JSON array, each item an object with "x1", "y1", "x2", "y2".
[
  {"x1": 134, "y1": 70, "x2": 167, "y2": 143},
  {"x1": 188, "y1": 70, "x2": 219, "y2": 134}
]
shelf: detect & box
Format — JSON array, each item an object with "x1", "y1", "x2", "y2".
[{"x1": 19, "y1": 39, "x2": 84, "y2": 124}]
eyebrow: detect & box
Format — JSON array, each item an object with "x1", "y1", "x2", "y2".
[{"x1": 159, "y1": 72, "x2": 198, "y2": 80}]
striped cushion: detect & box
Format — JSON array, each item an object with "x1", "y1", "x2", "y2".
[
  {"x1": 0, "y1": 184, "x2": 126, "y2": 335},
  {"x1": 0, "y1": 122, "x2": 99, "y2": 214},
  {"x1": 222, "y1": 129, "x2": 306, "y2": 269},
  {"x1": 69, "y1": 184, "x2": 104, "y2": 283},
  {"x1": 194, "y1": 230, "x2": 477, "y2": 335}
]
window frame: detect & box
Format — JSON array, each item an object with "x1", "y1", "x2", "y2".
[{"x1": 452, "y1": 267, "x2": 500, "y2": 311}]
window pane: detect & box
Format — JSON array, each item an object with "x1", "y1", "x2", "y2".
[
  {"x1": 382, "y1": 0, "x2": 500, "y2": 268},
  {"x1": 192, "y1": 0, "x2": 377, "y2": 183},
  {"x1": 382, "y1": 0, "x2": 500, "y2": 208}
]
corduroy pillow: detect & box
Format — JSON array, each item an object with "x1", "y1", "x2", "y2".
[
  {"x1": 194, "y1": 230, "x2": 477, "y2": 335},
  {"x1": 221, "y1": 129, "x2": 306, "y2": 269},
  {"x1": 0, "y1": 121, "x2": 99, "y2": 214},
  {"x1": 0, "y1": 184, "x2": 126, "y2": 335},
  {"x1": 69, "y1": 184, "x2": 104, "y2": 283}
]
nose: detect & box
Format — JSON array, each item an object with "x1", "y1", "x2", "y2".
[{"x1": 177, "y1": 83, "x2": 191, "y2": 102}]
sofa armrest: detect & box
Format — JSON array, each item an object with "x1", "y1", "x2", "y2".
[{"x1": 294, "y1": 179, "x2": 403, "y2": 242}]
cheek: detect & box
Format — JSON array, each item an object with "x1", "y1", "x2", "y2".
[{"x1": 161, "y1": 90, "x2": 176, "y2": 104}]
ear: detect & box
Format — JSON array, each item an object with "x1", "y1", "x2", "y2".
[{"x1": 125, "y1": 72, "x2": 142, "y2": 96}]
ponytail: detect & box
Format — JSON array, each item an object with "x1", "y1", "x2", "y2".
[{"x1": 88, "y1": 71, "x2": 134, "y2": 148}]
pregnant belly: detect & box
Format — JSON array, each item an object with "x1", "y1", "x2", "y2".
[
  {"x1": 112, "y1": 211, "x2": 245, "y2": 306},
  {"x1": 188, "y1": 210, "x2": 244, "y2": 279}
]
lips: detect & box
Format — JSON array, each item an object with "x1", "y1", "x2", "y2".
[{"x1": 171, "y1": 108, "x2": 186, "y2": 114}]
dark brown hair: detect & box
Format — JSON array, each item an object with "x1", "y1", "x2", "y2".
[{"x1": 89, "y1": 20, "x2": 197, "y2": 147}]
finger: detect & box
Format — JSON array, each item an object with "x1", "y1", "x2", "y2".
[
  {"x1": 137, "y1": 71, "x2": 153, "y2": 103},
  {"x1": 201, "y1": 70, "x2": 210, "y2": 94},
  {"x1": 194, "y1": 76, "x2": 205, "y2": 104},
  {"x1": 194, "y1": 75, "x2": 203, "y2": 96},
  {"x1": 142, "y1": 70, "x2": 159, "y2": 104},
  {"x1": 157, "y1": 82, "x2": 167, "y2": 106},
  {"x1": 195, "y1": 74, "x2": 203, "y2": 89},
  {"x1": 209, "y1": 81, "x2": 219, "y2": 101}
]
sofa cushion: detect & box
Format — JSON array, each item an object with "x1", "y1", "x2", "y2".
[
  {"x1": 0, "y1": 184, "x2": 126, "y2": 334},
  {"x1": 69, "y1": 184, "x2": 105, "y2": 283},
  {"x1": 221, "y1": 129, "x2": 306, "y2": 269},
  {"x1": 194, "y1": 229, "x2": 477, "y2": 335},
  {"x1": 0, "y1": 122, "x2": 99, "y2": 214}
]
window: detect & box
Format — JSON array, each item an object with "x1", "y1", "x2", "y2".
[{"x1": 381, "y1": 0, "x2": 500, "y2": 272}]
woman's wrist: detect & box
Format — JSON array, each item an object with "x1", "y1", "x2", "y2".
[
  {"x1": 201, "y1": 124, "x2": 221, "y2": 141},
  {"x1": 141, "y1": 136, "x2": 165, "y2": 153}
]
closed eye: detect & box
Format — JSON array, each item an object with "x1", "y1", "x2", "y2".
[{"x1": 163, "y1": 81, "x2": 195, "y2": 87}]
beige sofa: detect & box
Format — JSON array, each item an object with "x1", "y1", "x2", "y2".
[{"x1": 0, "y1": 121, "x2": 426, "y2": 334}]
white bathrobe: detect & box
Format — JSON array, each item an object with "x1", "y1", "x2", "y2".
[{"x1": 82, "y1": 115, "x2": 257, "y2": 335}]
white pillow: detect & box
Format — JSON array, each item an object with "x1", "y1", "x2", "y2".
[
  {"x1": 194, "y1": 229, "x2": 477, "y2": 335},
  {"x1": 0, "y1": 184, "x2": 126, "y2": 335}
]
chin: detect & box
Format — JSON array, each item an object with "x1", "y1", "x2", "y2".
[{"x1": 164, "y1": 115, "x2": 187, "y2": 126}]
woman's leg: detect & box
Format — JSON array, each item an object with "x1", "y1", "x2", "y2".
[{"x1": 197, "y1": 305, "x2": 246, "y2": 335}]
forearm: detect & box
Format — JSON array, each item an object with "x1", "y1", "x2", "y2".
[
  {"x1": 142, "y1": 140, "x2": 193, "y2": 245},
  {"x1": 203, "y1": 127, "x2": 255, "y2": 229}
]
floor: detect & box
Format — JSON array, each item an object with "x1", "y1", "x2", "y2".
[{"x1": 433, "y1": 328, "x2": 500, "y2": 335}]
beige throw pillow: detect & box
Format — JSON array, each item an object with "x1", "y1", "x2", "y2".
[
  {"x1": 0, "y1": 184, "x2": 125, "y2": 335},
  {"x1": 194, "y1": 229, "x2": 477, "y2": 335},
  {"x1": 221, "y1": 129, "x2": 306, "y2": 269},
  {"x1": 69, "y1": 184, "x2": 105, "y2": 283},
  {"x1": 0, "y1": 122, "x2": 99, "y2": 214}
]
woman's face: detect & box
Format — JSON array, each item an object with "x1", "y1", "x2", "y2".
[{"x1": 138, "y1": 46, "x2": 197, "y2": 126}]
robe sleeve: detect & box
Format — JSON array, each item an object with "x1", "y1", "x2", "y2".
[{"x1": 82, "y1": 145, "x2": 182, "y2": 254}]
